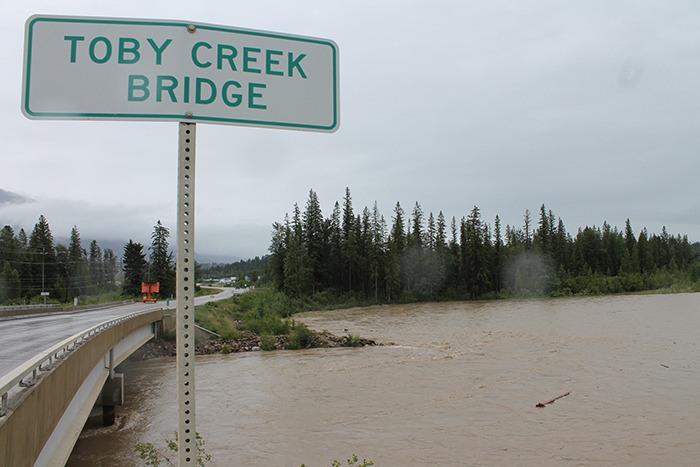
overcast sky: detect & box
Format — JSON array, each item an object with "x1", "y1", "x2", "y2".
[{"x1": 2, "y1": 1, "x2": 700, "y2": 261}]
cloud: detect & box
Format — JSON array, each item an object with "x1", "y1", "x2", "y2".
[
  {"x1": 2, "y1": 1, "x2": 700, "y2": 261},
  {"x1": 0, "y1": 188, "x2": 33, "y2": 205}
]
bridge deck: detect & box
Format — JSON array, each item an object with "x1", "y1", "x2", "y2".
[{"x1": 0, "y1": 309, "x2": 163, "y2": 467}]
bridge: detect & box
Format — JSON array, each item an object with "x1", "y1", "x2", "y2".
[{"x1": 0, "y1": 289, "x2": 238, "y2": 467}]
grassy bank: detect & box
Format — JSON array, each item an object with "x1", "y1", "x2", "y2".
[
  {"x1": 193, "y1": 275, "x2": 700, "y2": 353},
  {"x1": 194, "y1": 287, "x2": 372, "y2": 351}
]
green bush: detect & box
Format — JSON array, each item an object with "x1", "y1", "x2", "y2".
[
  {"x1": 286, "y1": 322, "x2": 313, "y2": 350},
  {"x1": 344, "y1": 334, "x2": 364, "y2": 347},
  {"x1": 260, "y1": 333, "x2": 277, "y2": 351},
  {"x1": 159, "y1": 329, "x2": 176, "y2": 342},
  {"x1": 242, "y1": 313, "x2": 290, "y2": 335}
]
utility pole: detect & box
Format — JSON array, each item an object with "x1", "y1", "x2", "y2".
[{"x1": 42, "y1": 247, "x2": 46, "y2": 305}]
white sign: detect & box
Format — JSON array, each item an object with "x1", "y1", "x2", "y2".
[{"x1": 22, "y1": 15, "x2": 339, "y2": 132}]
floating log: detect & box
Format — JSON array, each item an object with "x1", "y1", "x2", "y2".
[{"x1": 535, "y1": 391, "x2": 570, "y2": 408}]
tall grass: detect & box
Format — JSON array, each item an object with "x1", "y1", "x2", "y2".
[{"x1": 195, "y1": 288, "x2": 296, "y2": 338}]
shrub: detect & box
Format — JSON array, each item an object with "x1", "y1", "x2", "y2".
[
  {"x1": 260, "y1": 333, "x2": 277, "y2": 351},
  {"x1": 297, "y1": 322, "x2": 314, "y2": 346},
  {"x1": 135, "y1": 432, "x2": 211, "y2": 466},
  {"x1": 344, "y1": 334, "x2": 364, "y2": 347},
  {"x1": 159, "y1": 329, "x2": 176, "y2": 341}
]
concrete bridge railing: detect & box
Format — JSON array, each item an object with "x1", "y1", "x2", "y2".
[{"x1": 0, "y1": 308, "x2": 164, "y2": 467}]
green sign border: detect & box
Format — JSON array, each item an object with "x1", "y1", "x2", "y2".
[{"x1": 23, "y1": 15, "x2": 339, "y2": 132}]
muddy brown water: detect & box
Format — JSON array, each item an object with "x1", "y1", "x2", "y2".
[{"x1": 67, "y1": 293, "x2": 700, "y2": 466}]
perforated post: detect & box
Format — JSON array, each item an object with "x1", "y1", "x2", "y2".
[{"x1": 177, "y1": 122, "x2": 196, "y2": 466}]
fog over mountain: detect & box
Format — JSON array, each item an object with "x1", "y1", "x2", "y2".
[
  {"x1": 0, "y1": 188, "x2": 32, "y2": 205},
  {"x1": 1, "y1": 190, "x2": 242, "y2": 263}
]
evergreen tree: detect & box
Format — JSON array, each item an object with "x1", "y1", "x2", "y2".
[
  {"x1": 403, "y1": 202, "x2": 425, "y2": 293},
  {"x1": 283, "y1": 223, "x2": 311, "y2": 298},
  {"x1": 15, "y1": 229, "x2": 30, "y2": 298},
  {"x1": 28, "y1": 215, "x2": 57, "y2": 298},
  {"x1": 0, "y1": 226, "x2": 21, "y2": 302},
  {"x1": 303, "y1": 189, "x2": 325, "y2": 294},
  {"x1": 368, "y1": 201, "x2": 386, "y2": 301},
  {"x1": 482, "y1": 223, "x2": 494, "y2": 294},
  {"x1": 103, "y1": 248, "x2": 118, "y2": 286},
  {"x1": 122, "y1": 240, "x2": 147, "y2": 296},
  {"x1": 17, "y1": 229, "x2": 28, "y2": 249},
  {"x1": 268, "y1": 221, "x2": 288, "y2": 290},
  {"x1": 88, "y1": 240, "x2": 103, "y2": 287},
  {"x1": 68, "y1": 226, "x2": 87, "y2": 296},
  {"x1": 385, "y1": 202, "x2": 405, "y2": 300},
  {"x1": 149, "y1": 220, "x2": 175, "y2": 297},
  {"x1": 445, "y1": 216, "x2": 461, "y2": 293},
  {"x1": 459, "y1": 216, "x2": 468, "y2": 293},
  {"x1": 547, "y1": 209, "x2": 557, "y2": 247},
  {"x1": 0, "y1": 226, "x2": 19, "y2": 265},
  {"x1": 328, "y1": 201, "x2": 343, "y2": 290},
  {"x1": 341, "y1": 188, "x2": 358, "y2": 293},
  {"x1": 602, "y1": 222, "x2": 623, "y2": 275},
  {"x1": 409, "y1": 202, "x2": 424, "y2": 247},
  {"x1": 523, "y1": 209, "x2": 532, "y2": 250},
  {"x1": 0, "y1": 261, "x2": 21, "y2": 303},
  {"x1": 463, "y1": 206, "x2": 489, "y2": 298},
  {"x1": 426, "y1": 212, "x2": 436, "y2": 252},
  {"x1": 492, "y1": 215, "x2": 503, "y2": 293},
  {"x1": 553, "y1": 218, "x2": 570, "y2": 273},
  {"x1": 357, "y1": 208, "x2": 372, "y2": 296},
  {"x1": 421, "y1": 211, "x2": 445, "y2": 297},
  {"x1": 55, "y1": 244, "x2": 71, "y2": 301},
  {"x1": 535, "y1": 204, "x2": 549, "y2": 253},
  {"x1": 673, "y1": 234, "x2": 694, "y2": 269},
  {"x1": 435, "y1": 211, "x2": 447, "y2": 251},
  {"x1": 637, "y1": 228, "x2": 653, "y2": 273},
  {"x1": 655, "y1": 226, "x2": 671, "y2": 269}
]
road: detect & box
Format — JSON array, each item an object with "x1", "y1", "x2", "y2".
[{"x1": 0, "y1": 287, "x2": 240, "y2": 379}]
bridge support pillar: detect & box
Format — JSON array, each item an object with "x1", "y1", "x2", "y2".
[
  {"x1": 98, "y1": 373, "x2": 123, "y2": 426},
  {"x1": 102, "y1": 404, "x2": 115, "y2": 426}
]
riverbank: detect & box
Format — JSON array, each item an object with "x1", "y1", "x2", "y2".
[{"x1": 128, "y1": 329, "x2": 379, "y2": 361}]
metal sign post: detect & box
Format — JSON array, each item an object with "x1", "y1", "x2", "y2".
[
  {"x1": 22, "y1": 15, "x2": 338, "y2": 466},
  {"x1": 176, "y1": 122, "x2": 196, "y2": 465}
]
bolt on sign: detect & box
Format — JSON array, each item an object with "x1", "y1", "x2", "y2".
[{"x1": 22, "y1": 15, "x2": 339, "y2": 132}]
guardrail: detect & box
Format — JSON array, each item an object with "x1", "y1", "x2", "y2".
[
  {"x1": 0, "y1": 308, "x2": 163, "y2": 418},
  {"x1": 0, "y1": 304, "x2": 61, "y2": 314},
  {"x1": 0, "y1": 301, "x2": 138, "y2": 319},
  {"x1": 0, "y1": 304, "x2": 61, "y2": 312}
]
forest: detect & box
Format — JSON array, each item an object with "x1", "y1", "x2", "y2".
[
  {"x1": 0, "y1": 215, "x2": 176, "y2": 304},
  {"x1": 267, "y1": 188, "x2": 700, "y2": 302},
  {"x1": 3, "y1": 189, "x2": 699, "y2": 306}
]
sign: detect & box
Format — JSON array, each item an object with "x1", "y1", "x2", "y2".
[{"x1": 22, "y1": 15, "x2": 339, "y2": 132}]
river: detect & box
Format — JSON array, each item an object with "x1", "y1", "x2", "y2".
[{"x1": 67, "y1": 293, "x2": 700, "y2": 466}]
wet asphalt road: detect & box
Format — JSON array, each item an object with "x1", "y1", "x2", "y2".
[{"x1": 0, "y1": 288, "x2": 239, "y2": 379}]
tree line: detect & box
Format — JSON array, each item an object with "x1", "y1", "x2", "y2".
[
  {"x1": 267, "y1": 188, "x2": 700, "y2": 301},
  {"x1": 198, "y1": 256, "x2": 266, "y2": 284},
  {"x1": 0, "y1": 215, "x2": 176, "y2": 304}
]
